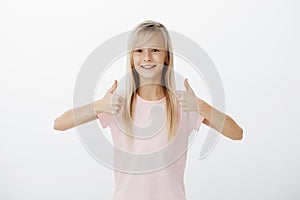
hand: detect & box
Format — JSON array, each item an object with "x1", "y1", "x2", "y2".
[
  {"x1": 176, "y1": 78, "x2": 199, "y2": 112},
  {"x1": 99, "y1": 80, "x2": 125, "y2": 115}
]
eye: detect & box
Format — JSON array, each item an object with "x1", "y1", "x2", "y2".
[
  {"x1": 152, "y1": 49, "x2": 160, "y2": 52},
  {"x1": 134, "y1": 49, "x2": 143, "y2": 53}
]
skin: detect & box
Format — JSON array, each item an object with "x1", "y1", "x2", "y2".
[{"x1": 53, "y1": 33, "x2": 243, "y2": 141}]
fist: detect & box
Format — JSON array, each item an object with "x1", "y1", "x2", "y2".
[
  {"x1": 101, "y1": 80, "x2": 125, "y2": 115},
  {"x1": 176, "y1": 79, "x2": 199, "y2": 112}
]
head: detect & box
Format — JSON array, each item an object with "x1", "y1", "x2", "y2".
[
  {"x1": 123, "y1": 20, "x2": 179, "y2": 146},
  {"x1": 128, "y1": 21, "x2": 172, "y2": 86}
]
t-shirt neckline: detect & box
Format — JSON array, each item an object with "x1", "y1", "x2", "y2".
[{"x1": 136, "y1": 94, "x2": 166, "y2": 103}]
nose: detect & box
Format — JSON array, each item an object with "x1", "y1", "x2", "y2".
[{"x1": 143, "y1": 49, "x2": 152, "y2": 61}]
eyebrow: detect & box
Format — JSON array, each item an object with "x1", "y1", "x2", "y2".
[{"x1": 133, "y1": 46, "x2": 166, "y2": 50}]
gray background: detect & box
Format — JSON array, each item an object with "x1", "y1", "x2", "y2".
[{"x1": 0, "y1": 0, "x2": 299, "y2": 199}]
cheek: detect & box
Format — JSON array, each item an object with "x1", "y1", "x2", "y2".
[
  {"x1": 133, "y1": 57, "x2": 140, "y2": 67},
  {"x1": 157, "y1": 54, "x2": 166, "y2": 63}
]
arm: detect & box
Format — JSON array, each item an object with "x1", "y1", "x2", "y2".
[
  {"x1": 177, "y1": 78, "x2": 243, "y2": 141},
  {"x1": 53, "y1": 80, "x2": 124, "y2": 131},
  {"x1": 53, "y1": 100, "x2": 104, "y2": 131},
  {"x1": 197, "y1": 98, "x2": 243, "y2": 140}
]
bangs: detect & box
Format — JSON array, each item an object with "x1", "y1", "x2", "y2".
[{"x1": 129, "y1": 28, "x2": 168, "y2": 51}]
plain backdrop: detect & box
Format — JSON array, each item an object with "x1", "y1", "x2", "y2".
[{"x1": 0, "y1": 0, "x2": 299, "y2": 199}]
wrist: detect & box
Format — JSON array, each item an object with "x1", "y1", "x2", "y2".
[
  {"x1": 197, "y1": 98, "x2": 210, "y2": 118},
  {"x1": 94, "y1": 99, "x2": 104, "y2": 114}
]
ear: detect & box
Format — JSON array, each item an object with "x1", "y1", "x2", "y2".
[{"x1": 164, "y1": 54, "x2": 169, "y2": 63}]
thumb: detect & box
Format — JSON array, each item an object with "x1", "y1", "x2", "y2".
[
  {"x1": 184, "y1": 78, "x2": 191, "y2": 91},
  {"x1": 108, "y1": 80, "x2": 118, "y2": 94}
]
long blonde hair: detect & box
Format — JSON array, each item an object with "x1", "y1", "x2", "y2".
[{"x1": 122, "y1": 20, "x2": 179, "y2": 147}]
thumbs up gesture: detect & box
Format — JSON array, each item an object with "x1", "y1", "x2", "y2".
[
  {"x1": 99, "y1": 80, "x2": 125, "y2": 115},
  {"x1": 176, "y1": 78, "x2": 200, "y2": 112}
]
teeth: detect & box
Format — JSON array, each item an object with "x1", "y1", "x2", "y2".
[{"x1": 142, "y1": 65, "x2": 155, "y2": 69}]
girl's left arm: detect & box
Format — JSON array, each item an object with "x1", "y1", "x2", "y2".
[
  {"x1": 177, "y1": 78, "x2": 243, "y2": 141},
  {"x1": 197, "y1": 98, "x2": 243, "y2": 140}
]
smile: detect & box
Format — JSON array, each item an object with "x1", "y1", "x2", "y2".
[{"x1": 141, "y1": 65, "x2": 156, "y2": 69}]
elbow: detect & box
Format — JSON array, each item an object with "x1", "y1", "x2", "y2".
[
  {"x1": 232, "y1": 127, "x2": 243, "y2": 141},
  {"x1": 53, "y1": 118, "x2": 67, "y2": 131}
]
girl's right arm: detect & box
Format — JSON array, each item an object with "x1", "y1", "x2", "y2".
[{"x1": 53, "y1": 80, "x2": 124, "y2": 131}]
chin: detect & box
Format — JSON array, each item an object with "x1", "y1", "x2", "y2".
[{"x1": 138, "y1": 74, "x2": 163, "y2": 84}]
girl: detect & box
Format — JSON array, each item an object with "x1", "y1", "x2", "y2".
[{"x1": 54, "y1": 20, "x2": 243, "y2": 200}]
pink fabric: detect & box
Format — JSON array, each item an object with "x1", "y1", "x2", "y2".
[{"x1": 97, "y1": 93, "x2": 204, "y2": 200}]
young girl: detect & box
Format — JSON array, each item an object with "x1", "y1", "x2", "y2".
[{"x1": 54, "y1": 20, "x2": 243, "y2": 200}]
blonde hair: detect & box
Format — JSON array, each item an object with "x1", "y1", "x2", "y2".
[{"x1": 122, "y1": 20, "x2": 179, "y2": 147}]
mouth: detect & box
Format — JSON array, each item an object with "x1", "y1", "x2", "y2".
[{"x1": 141, "y1": 65, "x2": 156, "y2": 69}]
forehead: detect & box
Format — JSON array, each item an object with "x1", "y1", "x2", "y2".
[{"x1": 133, "y1": 31, "x2": 166, "y2": 50}]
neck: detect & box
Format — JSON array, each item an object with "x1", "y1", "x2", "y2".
[{"x1": 137, "y1": 84, "x2": 165, "y2": 101}]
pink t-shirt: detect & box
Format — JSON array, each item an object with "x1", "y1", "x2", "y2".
[{"x1": 97, "y1": 93, "x2": 204, "y2": 200}]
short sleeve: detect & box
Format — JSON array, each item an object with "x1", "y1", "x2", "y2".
[
  {"x1": 194, "y1": 113, "x2": 205, "y2": 132},
  {"x1": 97, "y1": 112, "x2": 113, "y2": 129}
]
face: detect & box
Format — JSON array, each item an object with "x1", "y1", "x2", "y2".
[{"x1": 132, "y1": 32, "x2": 167, "y2": 85}]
